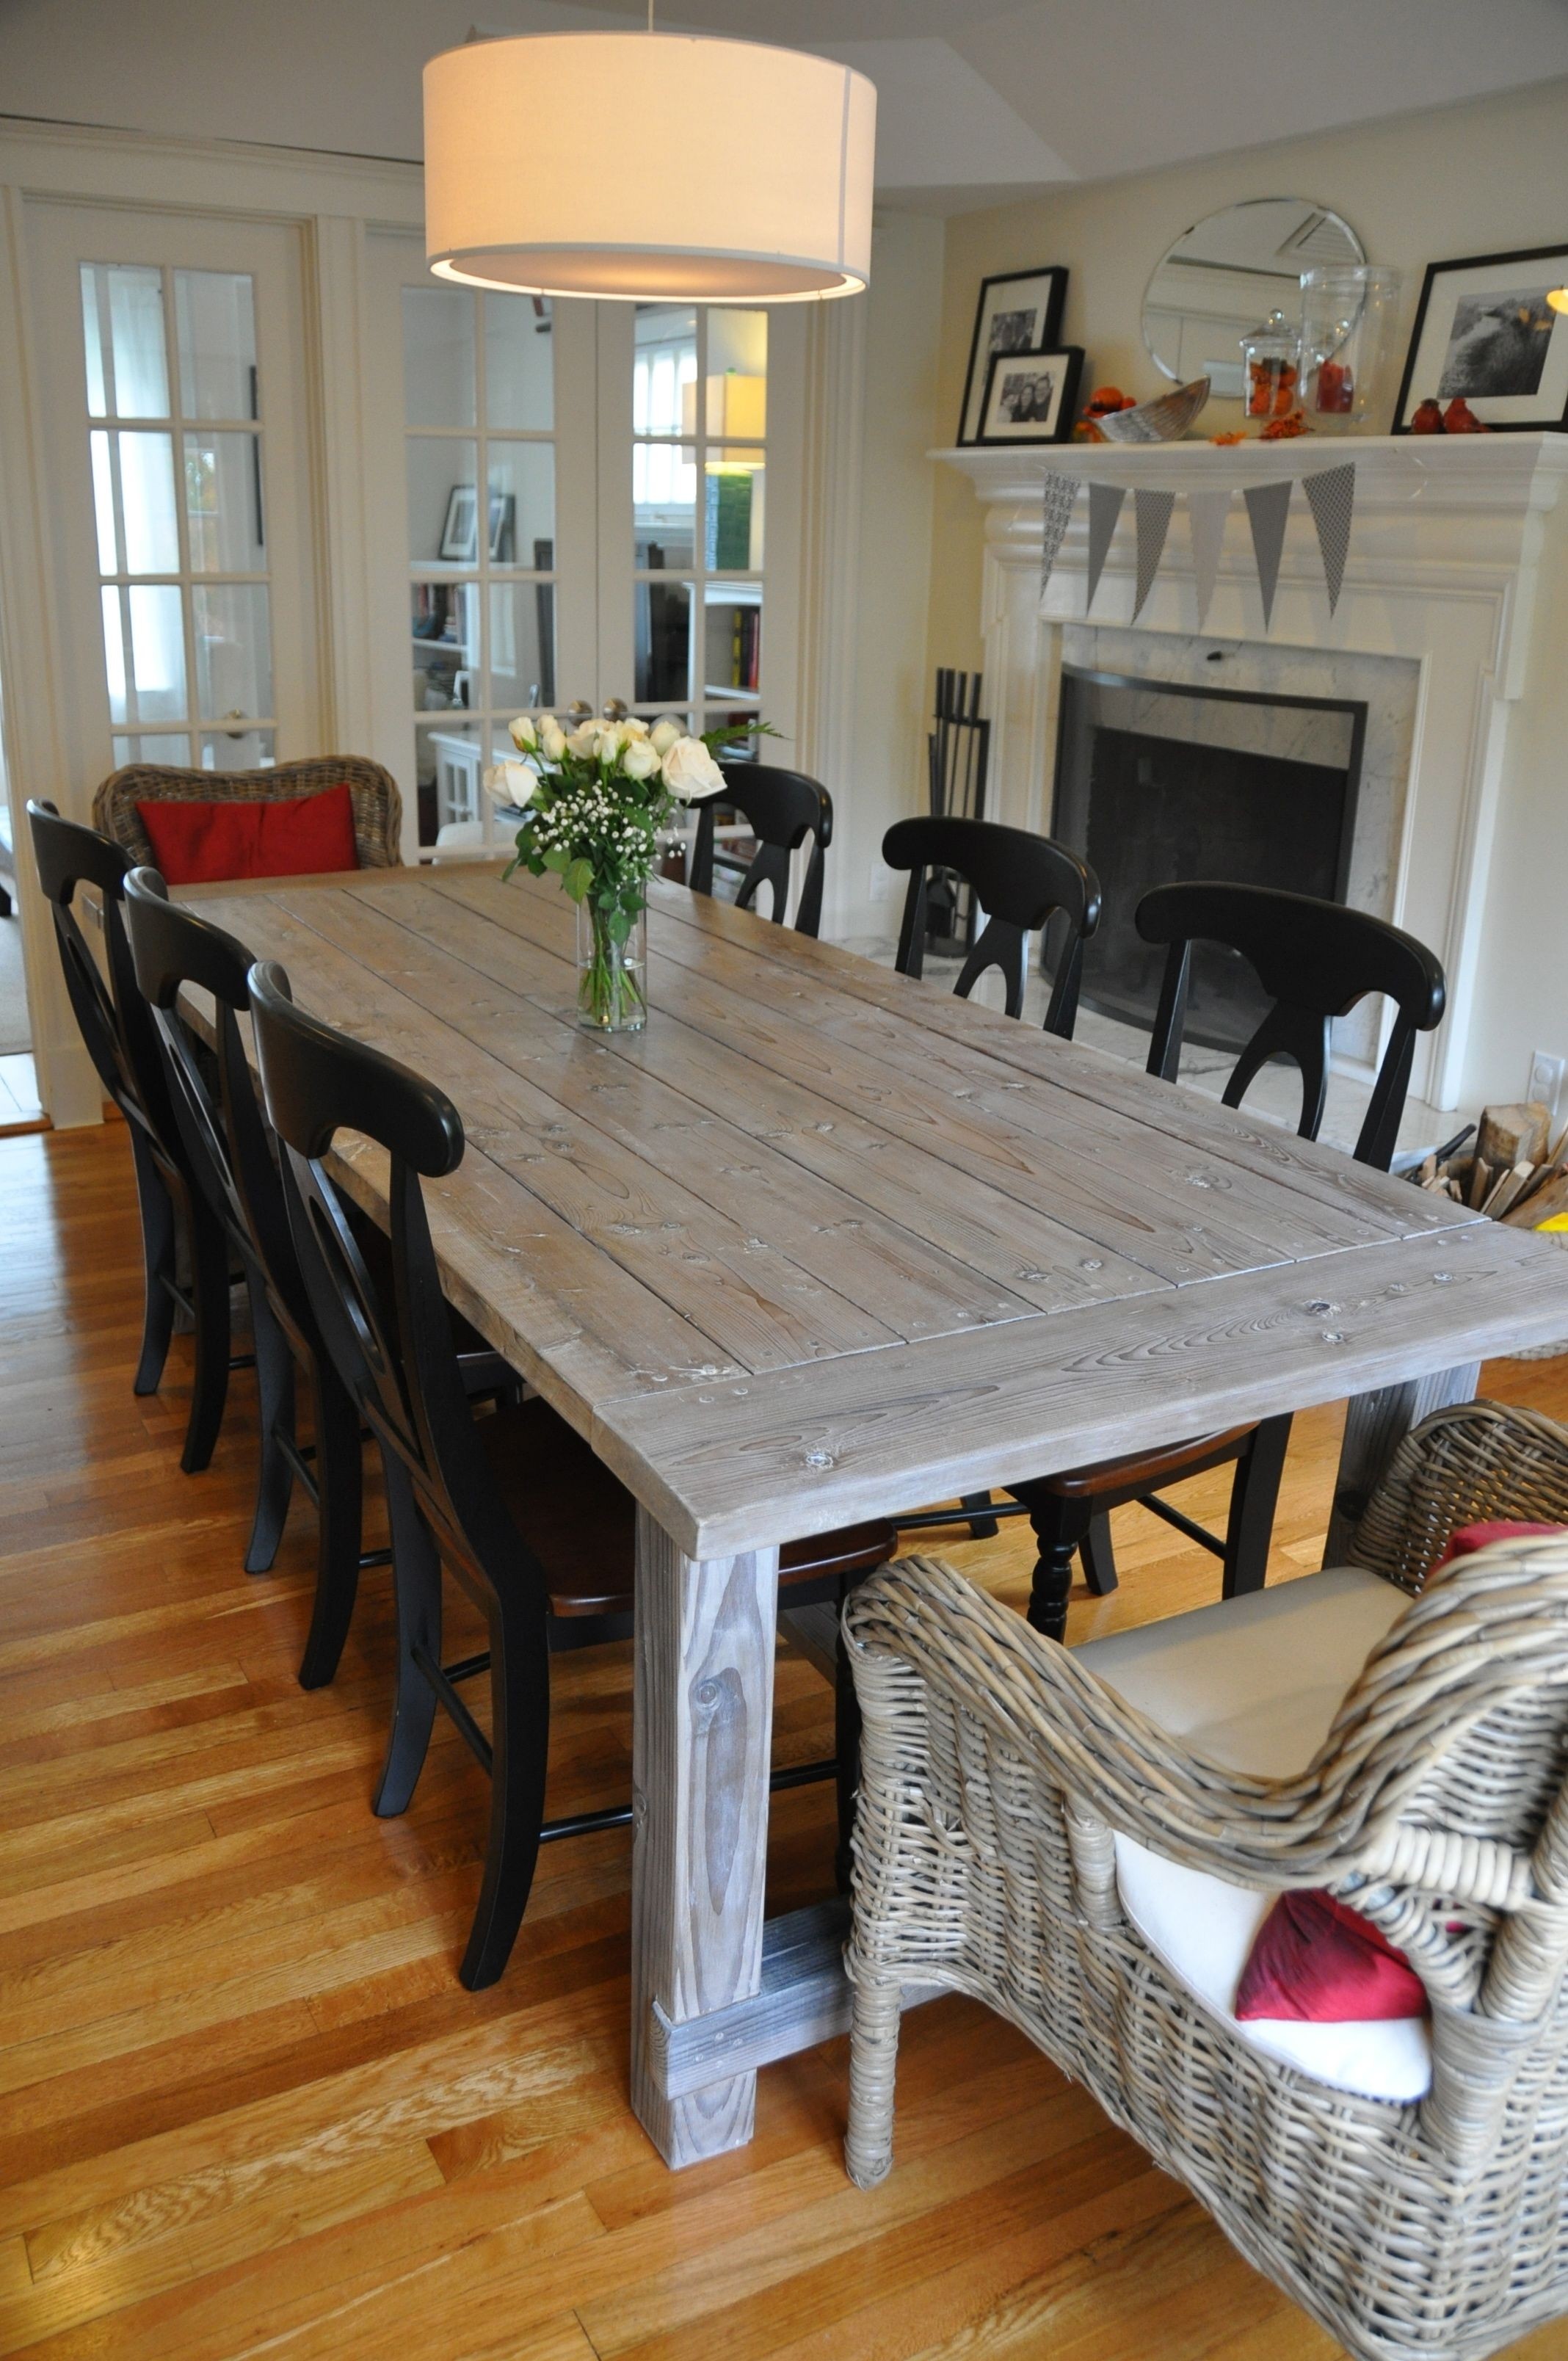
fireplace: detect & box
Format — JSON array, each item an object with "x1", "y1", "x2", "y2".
[{"x1": 1049, "y1": 664, "x2": 1366, "y2": 1053}]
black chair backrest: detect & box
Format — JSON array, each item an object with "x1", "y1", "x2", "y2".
[
  {"x1": 689, "y1": 766, "x2": 832, "y2": 937},
  {"x1": 26, "y1": 799, "x2": 175, "y2": 1147},
  {"x1": 1136, "y1": 881, "x2": 1446, "y2": 1171},
  {"x1": 882, "y1": 814, "x2": 1102, "y2": 1037},
  {"x1": 121, "y1": 868, "x2": 313, "y2": 1331},
  {"x1": 247, "y1": 961, "x2": 546, "y2": 1617}
]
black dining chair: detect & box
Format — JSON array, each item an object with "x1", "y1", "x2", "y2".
[
  {"x1": 26, "y1": 800, "x2": 240, "y2": 1470},
  {"x1": 1006, "y1": 882, "x2": 1448, "y2": 1639},
  {"x1": 689, "y1": 766, "x2": 833, "y2": 937},
  {"x1": 120, "y1": 869, "x2": 409, "y2": 1684},
  {"x1": 247, "y1": 960, "x2": 895, "y2": 1989},
  {"x1": 882, "y1": 814, "x2": 1102, "y2": 1035}
]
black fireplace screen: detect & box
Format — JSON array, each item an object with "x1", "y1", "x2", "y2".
[{"x1": 1050, "y1": 667, "x2": 1366, "y2": 1054}]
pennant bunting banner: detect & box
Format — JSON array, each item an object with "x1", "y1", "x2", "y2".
[
  {"x1": 1186, "y1": 489, "x2": 1230, "y2": 629},
  {"x1": 1085, "y1": 481, "x2": 1126, "y2": 610},
  {"x1": 1039, "y1": 471, "x2": 1079, "y2": 597},
  {"x1": 1132, "y1": 489, "x2": 1175, "y2": 620},
  {"x1": 1243, "y1": 478, "x2": 1293, "y2": 629},
  {"x1": 1303, "y1": 463, "x2": 1355, "y2": 615}
]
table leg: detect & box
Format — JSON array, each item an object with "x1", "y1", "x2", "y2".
[
  {"x1": 630, "y1": 1505, "x2": 780, "y2": 2167},
  {"x1": 1325, "y1": 1362, "x2": 1481, "y2": 1565}
]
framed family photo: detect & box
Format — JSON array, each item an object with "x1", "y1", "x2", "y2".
[
  {"x1": 976, "y1": 347, "x2": 1084, "y2": 445},
  {"x1": 957, "y1": 265, "x2": 1068, "y2": 443},
  {"x1": 1393, "y1": 244, "x2": 1568, "y2": 432}
]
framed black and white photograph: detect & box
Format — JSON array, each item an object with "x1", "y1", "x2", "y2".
[
  {"x1": 976, "y1": 347, "x2": 1084, "y2": 446},
  {"x1": 1394, "y1": 245, "x2": 1568, "y2": 432},
  {"x1": 957, "y1": 265, "x2": 1068, "y2": 443}
]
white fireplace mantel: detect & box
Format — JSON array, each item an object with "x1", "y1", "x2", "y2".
[{"x1": 938, "y1": 432, "x2": 1568, "y2": 1112}]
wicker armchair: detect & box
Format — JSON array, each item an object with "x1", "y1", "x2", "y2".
[
  {"x1": 843, "y1": 1399, "x2": 1568, "y2": 2361},
  {"x1": 92, "y1": 758, "x2": 403, "y2": 871}
]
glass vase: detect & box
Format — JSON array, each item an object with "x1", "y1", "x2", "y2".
[
  {"x1": 576, "y1": 898, "x2": 647, "y2": 1033},
  {"x1": 1299, "y1": 266, "x2": 1404, "y2": 432}
]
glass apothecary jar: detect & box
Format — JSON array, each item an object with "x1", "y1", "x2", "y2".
[
  {"x1": 1241, "y1": 309, "x2": 1301, "y2": 422},
  {"x1": 1300, "y1": 266, "x2": 1404, "y2": 432}
]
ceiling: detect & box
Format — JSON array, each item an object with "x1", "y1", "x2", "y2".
[
  {"x1": 565, "y1": 0, "x2": 1568, "y2": 209},
  {"x1": 2, "y1": 0, "x2": 1565, "y2": 211}
]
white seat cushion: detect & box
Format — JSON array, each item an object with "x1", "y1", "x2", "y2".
[{"x1": 1075, "y1": 1567, "x2": 1431, "y2": 2104}]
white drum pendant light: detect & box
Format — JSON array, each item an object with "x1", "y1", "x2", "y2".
[{"x1": 424, "y1": 29, "x2": 876, "y2": 304}]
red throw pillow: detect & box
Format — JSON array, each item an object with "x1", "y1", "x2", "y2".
[
  {"x1": 1235, "y1": 1890, "x2": 1428, "y2": 2023},
  {"x1": 1434, "y1": 1520, "x2": 1562, "y2": 1570},
  {"x1": 137, "y1": 786, "x2": 359, "y2": 885}
]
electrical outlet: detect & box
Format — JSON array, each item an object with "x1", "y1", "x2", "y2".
[
  {"x1": 868, "y1": 860, "x2": 893, "y2": 904},
  {"x1": 1528, "y1": 1049, "x2": 1566, "y2": 1119}
]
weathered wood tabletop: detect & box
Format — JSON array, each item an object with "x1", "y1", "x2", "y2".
[{"x1": 186, "y1": 860, "x2": 1568, "y2": 2167}]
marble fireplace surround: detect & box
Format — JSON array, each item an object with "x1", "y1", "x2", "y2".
[{"x1": 940, "y1": 433, "x2": 1568, "y2": 1112}]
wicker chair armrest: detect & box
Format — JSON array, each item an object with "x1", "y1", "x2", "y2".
[
  {"x1": 1350, "y1": 1399, "x2": 1568, "y2": 1592},
  {"x1": 846, "y1": 1551, "x2": 1568, "y2": 1907}
]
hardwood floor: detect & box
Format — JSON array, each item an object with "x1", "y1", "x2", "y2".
[{"x1": 3, "y1": 1120, "x2": 1567, "y2": 2360}]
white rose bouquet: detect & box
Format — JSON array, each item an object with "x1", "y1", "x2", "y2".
[{"x1": 484, "y1": 711, "x2": 771, "y2": 1029}]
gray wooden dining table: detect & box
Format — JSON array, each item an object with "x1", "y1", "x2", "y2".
[{"x1": 184, "y1": 857, "x2": 1568, "y2": 2170}]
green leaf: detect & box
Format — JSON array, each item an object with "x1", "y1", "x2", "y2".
[
  {"x1": 564, "y1": 857, "x2": 594, "y2": 902},
  {"x1": 542, "y1": 845, "x2": 570, "y2": 875}
]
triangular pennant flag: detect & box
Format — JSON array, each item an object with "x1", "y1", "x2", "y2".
[
  {"x1": 1086, "y1": 481, "x2": 1126, "y2": 610},
  {"x1": 1187, "y1": 488, "x2": 1230, "y2": 629},
  {"x1": 1131, "y1": 488, "x2": 1175, "y2": 620},
  {"x1": 1244, "y1": 477, "x2": 1293, "y2": 628},
  {"x1": 1039, "y1": 471, "x2": 1079, "y2": 597},
  {"x1": 1303, "y1": 462, "x2": 1355, "y2": 614}
]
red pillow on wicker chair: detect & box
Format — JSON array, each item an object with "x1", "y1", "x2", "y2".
[
  {"x1": 136, "y1": 786, "x2": 358, "y2": 885},
  {"x1": 1235, "y1": 1891, "x2": 1428, "y2": 2023}
]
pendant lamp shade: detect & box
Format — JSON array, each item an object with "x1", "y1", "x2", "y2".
[{"x1": 424, "y1": 34, "x2": 876, "y2": 305}]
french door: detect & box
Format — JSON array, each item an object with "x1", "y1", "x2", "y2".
[
  {"x1": 364, "y1": 233, "x2": 805, "y2": 857},
  {"x1": 28, "y1": 204, "x2": 324, "y2": 799}
]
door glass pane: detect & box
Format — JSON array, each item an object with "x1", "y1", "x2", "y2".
[
  {"x1": 193, "y1": 583, "x2": 272, "y2": 720},
  {"x1": 201, "y1": 728, "x2": 275, "y2": 771},
  {"x1": 417, "y1": 717, "x2": 482, "y2": 833},
  {"x1": 490, "y1": 581, "x2": 554, "y2": 712},
  {"x1": 703, "y1": 587, "x2": 761, "y2": 699},
  {"x1": 402, "y1": 286, "x2": 476, "y2": 427},
  {"x1": 113, "y1": 732, "x2": 192, "y2": 768},
  {"x1": 80, "y1": 264, "x2": 168, "y2": 418},
  {"x1": 636, "y1": 579, "x2": 692, "y2": 703},
  {"x1": 175, "y1": 271, "x2": 258, "y2": 419},
  {"x1": 484, "y1": 294, "x2": 553, "y2": 429},
  {"x1": 705, "y1": 462, "x2": 763, "y2": 571},
  {"x1": 185, "y1": 432, "x2": 266, "y2": 570},
  {"x1": 634, "y1": 306, "x2": 697, "y2": 433},
  {"x1": 411, "y1": 581, "x2": 479, "y2": 712},
  {"x1": 407, "y1": 437, "x2": 479, "y2": 567},
  {"x1": 109, "y1": 432, "x2": 180, "y2": 573},
  {"x1": 705, "y1": 310, "x2": 767, "y2": 432},
  {"x1": 486, "y1": 442, "x2": 553, "y2": 565},
  {"x1": 102, "y1": 584, "x2": 186, "y2": 723},
  {"x1": 634, "y1": 443, "x2": 696, "y2": 568}
]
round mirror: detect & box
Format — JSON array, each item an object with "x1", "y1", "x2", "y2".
[{"x1": 1142, "y1": 198, "x2": 1365, "y2": 392}]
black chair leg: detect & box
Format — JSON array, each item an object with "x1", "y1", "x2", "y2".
[
  {"x1": 298, "y1": 1357, "x2": 366, "y2": 1691},
  {"x1": 243, "y1": 1280, "x2": 296, "y2": 1574},
  {"x1": 1222, "y1": 1413, "x2": 1293, "y2": 1598},
  {"x1": 373, "y1": 1456, "x2": 443, "y2": 1818},
  {"x1": 179, "y1": 1198, "x2": 231, "y2": 1473},
  {"x1": 1023, "y1": 1493, "x2": 1094, "y2": 1642},
  {"x1": 129, "y1": 1126, "x2": 178, "y2": 1396},
  {"x1": 961, "y1": 1490, "x2": 1001, "y2": 1540},
  {"x1": 460, "y1": 1598, "x2": 552, "y2": 1990},
  {"x1": 1079, "y1": 1510, "x2": 1119, "y2": 1597}
]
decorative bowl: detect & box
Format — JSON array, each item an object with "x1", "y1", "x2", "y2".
[{"x1": 1092, "y1": 377, "x2": 1210, "y2": 443}]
